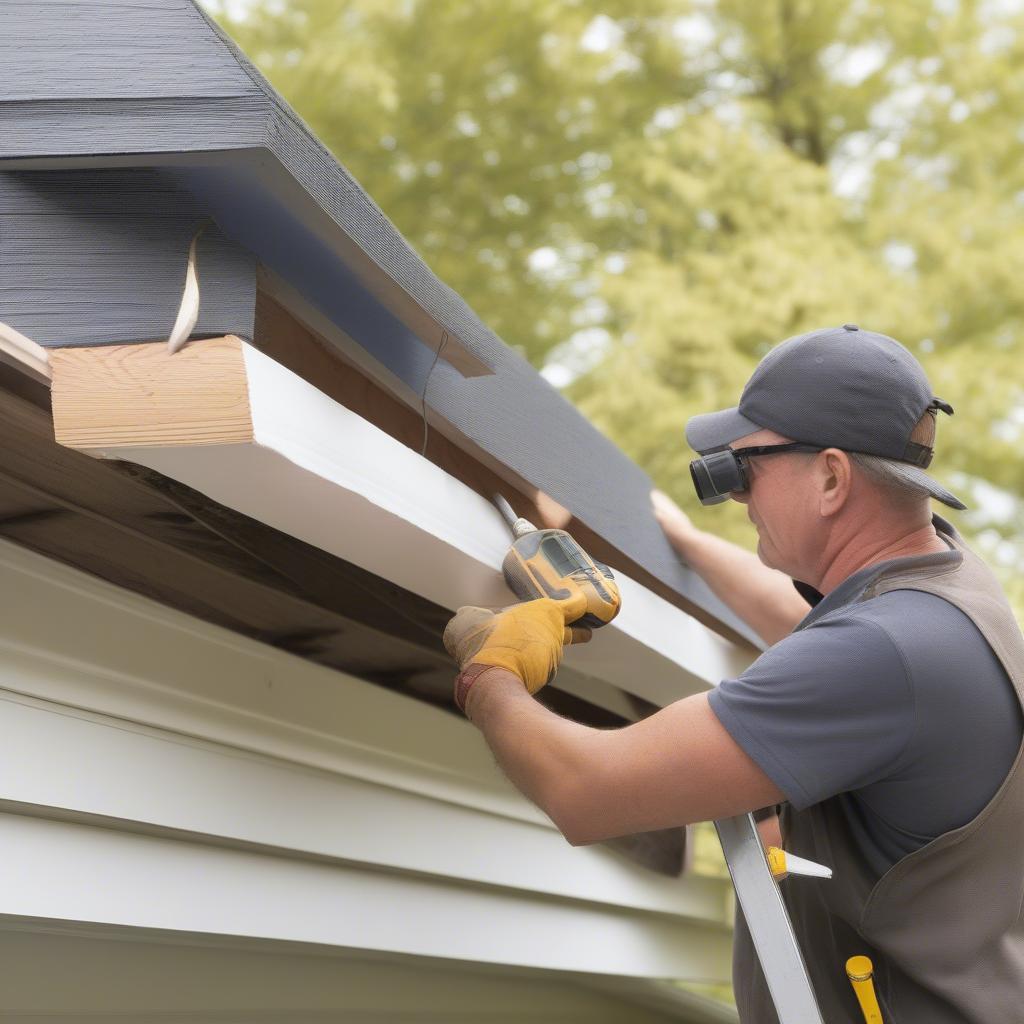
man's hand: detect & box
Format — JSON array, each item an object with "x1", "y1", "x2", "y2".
[
  {"x1": 651, "y1": 488, "x2": 700, "y2": 554},
  {"x1": 442, "y1": 589, "x2": 783, "y2": 840},
  {"x1": 650, "y1": 486, "x2": 810, "y2": 645},
  {"x1": 443, "y1": 593, "x2": 591, "y2": 705}
]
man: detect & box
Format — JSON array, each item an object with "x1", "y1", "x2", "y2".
[{"x1": 443, "y1": 325, "x2": 1024, "y2": 1022}]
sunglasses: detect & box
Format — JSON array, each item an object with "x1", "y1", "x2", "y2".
[{"x1": 689, "y1": 442, "x2": 825, "y2": 506}]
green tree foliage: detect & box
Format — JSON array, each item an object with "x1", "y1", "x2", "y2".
[
  {"x1": 206, "y1": 0, "x2": 1024, "y2": 607},
  {"x1": 210, "y1": 0, "x2": 698, "y2": 364},
  {"x1": 569, "y1": 113, "x2": 909, "y2": 547}
]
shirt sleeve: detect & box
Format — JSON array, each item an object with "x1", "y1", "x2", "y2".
[{"x1": 708, "y1": 613, "x2": 916, "y2": 810}]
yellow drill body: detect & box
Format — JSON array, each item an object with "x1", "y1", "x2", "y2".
[{"x1": 494, "y1": 496, "x2": 621, "y2": 629}]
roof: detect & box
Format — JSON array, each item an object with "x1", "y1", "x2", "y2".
[{"x1": 0, "y1": 0, "x2": 757, "y2": 646}]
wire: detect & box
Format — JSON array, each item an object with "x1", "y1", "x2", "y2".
[
  {"x1": 420, "y1": 331, "x2": 448, "y2": 457},
  {"x1": 167, "y1": 219, "x2": 210, "y2": 354},
  {"x1": 492, "y1": 493, "x2": 518, "y2": 530}
]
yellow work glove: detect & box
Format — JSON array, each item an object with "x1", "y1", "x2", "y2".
[{"x1": 443, "y1": 593, "x2": 591, "y2": 709}]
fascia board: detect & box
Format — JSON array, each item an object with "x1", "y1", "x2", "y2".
[
  {"x1": 2, "y1": 148, "x2": 757, "y2": 645},
  {"x1": 89, "y1": 343, "x2": 751, "y2": 706},
  {"x1": 243, "y1": 344, "x2": 754, "y2": 697}
]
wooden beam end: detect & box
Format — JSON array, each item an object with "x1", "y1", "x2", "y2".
[{"x1": 50, "y1": 336, "x2": 254, "y2": 451}]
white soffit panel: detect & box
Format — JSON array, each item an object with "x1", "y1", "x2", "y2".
[{"x1": 93, "y1": 344, "x2": 751, "y2": 706}]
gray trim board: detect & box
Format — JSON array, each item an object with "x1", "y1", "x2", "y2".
[{"x1": 0, "y1": 0, "x2": 759, "y2": 647}]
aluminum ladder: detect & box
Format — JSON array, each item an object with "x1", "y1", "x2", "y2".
[{"x1": 715, "y1": 813, "x2": 826, "y2": 1023}]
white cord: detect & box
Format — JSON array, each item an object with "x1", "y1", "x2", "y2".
[{"x1": 166, "y1": 221, "x2": 208, "y2": 354}]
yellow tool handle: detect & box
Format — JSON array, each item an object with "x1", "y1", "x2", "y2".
[
  {"x1": 846, "y1": 955, "x2": 884, "y2": 1023},
  {"x1": 766, "y1": 846, "x2": 788, "y2": 877},
  {"x1": 765, "y1": 846, "x2": 832, "y2": 879}
]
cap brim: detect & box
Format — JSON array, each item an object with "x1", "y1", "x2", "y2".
[
  {"x1": 685, "y1": 406, "x2": 763, "y2": 453},
  {"x1": 880, "y1": 462, "x2": 968, "y2": 511}
]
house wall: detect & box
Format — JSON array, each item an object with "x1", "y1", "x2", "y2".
[
  {"x1": 0, "y1": 929, "x2": 715, "y2": 1024},
  {"x1": 0, "y1": 536, "x2": 737, "y2": 1022},
  {"x1": 0, "y1": 170, "x2": 256, "y2": 346}
]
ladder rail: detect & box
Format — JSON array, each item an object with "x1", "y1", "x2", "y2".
[{"x1": 715, "y1": 813, "x2": 826, "y2": 1024}]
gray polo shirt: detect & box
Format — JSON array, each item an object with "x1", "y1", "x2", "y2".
[{"x1": 708, "y1": 517, "x2": 1023, "y2": 878}]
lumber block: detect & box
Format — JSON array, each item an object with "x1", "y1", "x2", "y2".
[{"x1": 50, "y1": 336, "x2": 253, "y2": 449}]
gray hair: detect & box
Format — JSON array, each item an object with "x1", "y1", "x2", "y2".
[{"x1": 848, "y1": 451, "x2": 932, "y2": 504}]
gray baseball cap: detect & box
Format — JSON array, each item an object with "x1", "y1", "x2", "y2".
[{"x1": 685, "y1": 324, "x2": 967, "y2": 510}]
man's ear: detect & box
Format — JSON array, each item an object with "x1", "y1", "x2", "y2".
[{"x1": 817, "y1": 448, "x2": 853, "y2": 517}]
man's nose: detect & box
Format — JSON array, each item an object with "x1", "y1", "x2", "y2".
[{"x1": 730, "y1": 490, "x2": 749, "y2": 505}]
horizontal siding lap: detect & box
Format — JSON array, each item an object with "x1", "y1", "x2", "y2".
[
  {"x1": 0, "y1": 537, "x2": 733, "y2": 949},
  {"x1": 0, "y1": 168, "x2": 226, "y2": 215},
  {"x1": 0, "y1": 693, "x2": 731, "y2": 926},
  {"x1": 0, "y1": 812, "x2": 734, "y2": 981}
]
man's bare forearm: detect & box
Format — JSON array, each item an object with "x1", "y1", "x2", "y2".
[
  {"x1": 465, "y1": 669, "x2": 600, "y2": 841},
  {"x1": 674, "y1": 529, "x2": 809, "y2": 645},
  {"x1": 463, "y1": 668, "x2": 784, "y2": 843}
]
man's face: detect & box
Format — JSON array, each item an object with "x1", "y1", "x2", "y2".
[{"x1": 727, "y1": 428, "x2": 823, "y2": 575}]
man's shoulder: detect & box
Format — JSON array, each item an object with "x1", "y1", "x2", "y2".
[
  {"x1": 841, "y1": 588, "x2": 989, "y2": 659},
  {"x1": 790, "y1": 587, "x2": 1008, "y2": 714},
  {"x1": 775, "y1": 594, "x2": 911, "y2": 657},
  {"x1": 759, "y1": 590, "x2": 960, "y2": 694},
  {"x1": 743, "y1": 602, "x2": 911, "y2": 699},
  {"x1": 714, "y1": 595, "x2": 917, "y2": 811},
  {"x1": 797, "y1": 587, "x2": 971, "y2": 648}
]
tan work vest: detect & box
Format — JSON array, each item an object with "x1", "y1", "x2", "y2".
[{"x1": 733, "y1": 528, "x2": 1024, "y2": 1022}]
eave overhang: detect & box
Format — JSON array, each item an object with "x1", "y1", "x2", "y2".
[
  {"x1": 0, "y1": 0, "x2": 759, "y2": 647},
  {"x1": 49, "y1": 336, "x2": 751, "y2": 712}
]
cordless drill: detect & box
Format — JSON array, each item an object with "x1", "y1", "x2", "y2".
[{"x1": 493, "y1": 494, "x2": 621, "y2": 630}]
